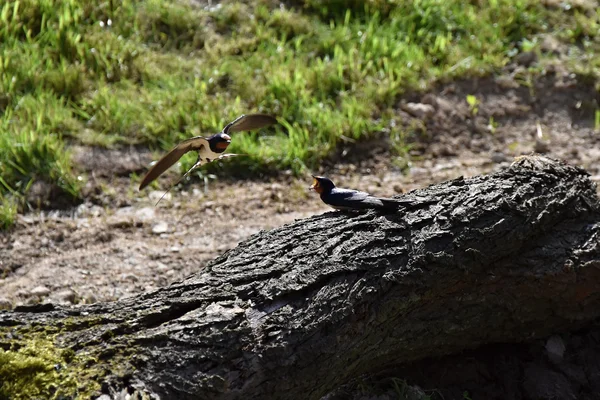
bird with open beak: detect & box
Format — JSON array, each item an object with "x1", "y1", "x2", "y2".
[
  {"x1": 139, "y1": 114, "x2": 277, "y2": 203},
  {"x1": 310, "y1": 175, "x2": 403, "y2": 211}
]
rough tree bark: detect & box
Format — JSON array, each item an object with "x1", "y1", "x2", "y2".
[{"x1": 1, "y1": 156, "x2": 600, "y2": 400}]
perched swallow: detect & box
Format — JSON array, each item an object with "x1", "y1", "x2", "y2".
[
  {"x1": 310, "y1": 175, "x2": 403, "y2": 212},
  {"x1": 139, "y1": 114, "x2": 277, "y2": 202}
]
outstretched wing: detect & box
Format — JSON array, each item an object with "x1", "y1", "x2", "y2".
[
  {"x1": 139, "y1": 136, "x2": 209, "y2": 190},
  {"x1": 224, "y1": 114, "x2": 277, "y2": 134}
]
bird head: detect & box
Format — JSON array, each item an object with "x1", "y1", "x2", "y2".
[
  {"x1": 209, "y1": 133, "x2": 231, "y2": 153},
  {"x1": 310, "y1": 175, "x2": 335, "y2": 194}
]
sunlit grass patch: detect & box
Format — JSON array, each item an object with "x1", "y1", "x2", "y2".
[
  {"x1": 0, "y1": 194, "x2": 18, "y2": 229},
  {"x1": 0, "y1": 127, "x2": 80, "y2": 201},
  {"x1": 0, "y1": 93, "x2": 81, "y2": 206},
  {"x1": 1, "y1": 0, "x2": 599, "y2": 223}
]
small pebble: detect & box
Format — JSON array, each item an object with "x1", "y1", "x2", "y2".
[
  {"x1": 135, "y1": 207, "x2": 155, "y2": 222},
  {"x1": 115, "y1": 206, "x2": 134, "y2": 215},
  {"x1": 108, "y1": 216, "x2": 133, "y2": 229},
  {"x1": 121, "y1": 273, "x2": 139, "y2": 282},
  {"x1": 402, "y1": 102, "x2": 435, "y2": 119},
  {"x1": 495, "y1": 76, "x2": 520, "y2": 89},
  {"x1": 97, "y1": 231, "x2": 113, "y2": 243},
  {"x1": 156, "y1": 262, "x2": 169, "y2": 271},
  {"x1": 540, "y1": 34, "x2": 562, "y2": 55},
  {"x1": 55, "y1": 289, "x2": 78, "y2": 304},
  {"x1": 19, "y1": 216, "x2": 35, "y2": 225},
  {"x1": 75, "y1": 203, "x2": 104, "y2": 218},
  {"x1": 30, "y1": 285, "x2": 51, "y2": 297},
  {"x1": 152, "y1": 222, "x2": 169, "y2": 234}
]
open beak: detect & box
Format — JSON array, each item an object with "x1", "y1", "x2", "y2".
[{"x1": 309, "y1": 175, "x2": 318, "y2": 191}]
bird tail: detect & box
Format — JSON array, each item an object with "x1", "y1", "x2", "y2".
[{"x1": 377, "y1": 197, "x2": 406, "y2": 210}]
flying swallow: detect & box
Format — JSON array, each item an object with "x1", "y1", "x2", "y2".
[
  {"x1": 310, "y1": 175, "x2": 403, "y2": 212},
  {"x1": 139, "y1": 114, "x2": 277, "y2": 202}
]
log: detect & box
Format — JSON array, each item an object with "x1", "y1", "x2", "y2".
[{"x1": 1, "y1": 155, "x2": 600, "y2": 400}]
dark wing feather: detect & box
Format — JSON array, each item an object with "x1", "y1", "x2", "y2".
[
  {"x1": 225, "y1": 114, "x2": 277, "y2": 134},
  {"x1": 324, "y1": 189, "x2": 371, "y2": 209},
  {"x1": 139, "y1": 136, "x2": 208, "y2": 190},
  {"x1": 326, "y1": 189, "x2": 401, "y2": 211},
  {"x1": 333, "y1": 189, "x2": 370, "y2": 201}
]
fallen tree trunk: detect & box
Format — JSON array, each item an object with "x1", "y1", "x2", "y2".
[{"x1": 1, "y1": 155, "x2": 600, "y2": 400}]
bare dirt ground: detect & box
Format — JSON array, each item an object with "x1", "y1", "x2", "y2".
[{"x1": 2, "y1": 66, "x2": 599, "y2": 309}]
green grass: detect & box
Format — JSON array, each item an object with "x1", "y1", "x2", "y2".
[{"x1": 1, "y1": 0, "x2": 600, "y2": 225}]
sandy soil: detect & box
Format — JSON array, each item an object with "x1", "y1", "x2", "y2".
[{"x1": 2, "y1": 66, "x2": 599, "y2": 309}]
